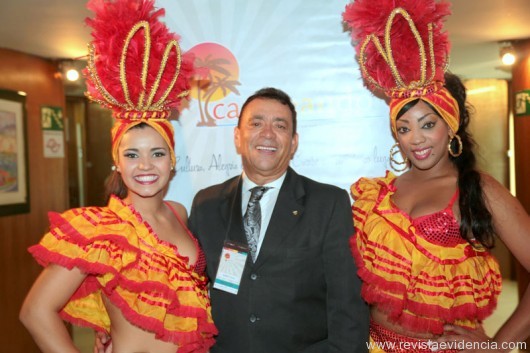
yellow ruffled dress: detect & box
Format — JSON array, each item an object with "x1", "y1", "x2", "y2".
[
  {"x1": 29, "y1": 195, "x2": 217, "y2": 353},
  {"x1": 351, "y1": 172, "x2": 502, "y2": 335}
]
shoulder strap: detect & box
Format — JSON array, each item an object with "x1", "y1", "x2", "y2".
[
  {"x1": 164, "y1": 201, "x2": 188, "y2": 230},
  {"x1": 447, "y1": 189, "x2": 459, "y2": 208}
]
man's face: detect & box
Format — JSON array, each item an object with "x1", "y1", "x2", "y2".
[{"x1": 234, "y1": 98, "x2": 298, "y2": 185}]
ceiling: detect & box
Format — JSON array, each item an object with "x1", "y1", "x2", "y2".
[{"x1": 1, "y1": 0, "x2": 530, "y2": 83}]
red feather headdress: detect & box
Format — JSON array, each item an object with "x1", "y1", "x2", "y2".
[
  {"x1": 84, "y1": 0, "x2": 196, "y2": 166},
  {"x1": 85, "y1": 0, "x2": 194, "y2": 119},
  {"x1": 343, "y1": 0, "x2": 460, "y2": 136}
]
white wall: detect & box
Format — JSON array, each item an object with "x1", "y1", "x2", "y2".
[{"x1": 157, "y1": 0, "x2": 394, "y2": 209}]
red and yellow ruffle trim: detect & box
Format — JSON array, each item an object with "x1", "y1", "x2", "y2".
[
  {"x1": 29, "y1": 196, "x2": 217, "y2": 353},
  {"x1": 351, "y1": 172, "x2": 502, "y2": 334}
]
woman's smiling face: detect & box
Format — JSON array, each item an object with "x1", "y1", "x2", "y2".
[
  {"x1": 395, "y1": 100, "x2": 452, "y2": 171},
  {"x1": 116, "y1": 125, "x2": 172, "y2": 201}
]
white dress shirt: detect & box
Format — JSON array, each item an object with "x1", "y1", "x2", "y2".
[{"x1": 241, "y1": 172, "x2": 286, "y2": 258}]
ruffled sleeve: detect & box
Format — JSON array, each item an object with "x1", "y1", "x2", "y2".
[
  {"x1": 30, "y1": 203, "x2": 138, "y2": 275},
  {"x1": 28, "y1": 196, "x2": 217, "y2": 353},
  {"x1": 350, "y1": 172, "x2": 502, "y2": 335}
]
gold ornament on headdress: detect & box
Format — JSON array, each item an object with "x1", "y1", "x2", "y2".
[
  {"x1": 343, "y1": 0, "x2": 460, "y2": 137},
  {"x1": 84, "y1": 0, "x2": 196, "y2": 168},
  {"x1": 86, "y1": 21, "x2": 188, "y2": 119},
  {"x1": 358, "y1": 8, "x2": 448, "y2": 99}
]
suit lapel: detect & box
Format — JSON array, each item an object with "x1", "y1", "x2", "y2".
[
  {"x1": 253, "y1": 168, "x2": 305, "y2": 269},
  {"x1": 220, "y1": 175, "x2": 248, "y2": 245}
]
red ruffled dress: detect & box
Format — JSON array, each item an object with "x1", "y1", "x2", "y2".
[
  {"x1": 29, "y1": 195, "x2": 217, "y2": 353},
  {"x1": 351, "y1": 172, "x2": 502, "y2": 352}
]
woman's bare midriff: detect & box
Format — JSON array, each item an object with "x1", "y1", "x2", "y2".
[
  {"x1": 104, "y1": 297, "x2": 180, "y2": 353},
  {"x1": 371, "y1": 306, "x2": 440, "y2": 339}
]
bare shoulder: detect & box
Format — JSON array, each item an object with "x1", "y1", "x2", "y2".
[
  {"x1": 480, "y1": 172, "x2": 515, "y2": 205},
  {"x1": 480, "y1": 173, "x2": 530, "y2": 269},
  {"x1": 479, "y1": 172, "x2": 522, "y2": 218},
  {"x1": 166, "y1": 201, "x2": 188, "y2": 223}
]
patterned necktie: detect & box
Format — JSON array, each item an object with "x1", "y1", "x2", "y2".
[{"x1": 243, "y1": 186, "x2": 269, "y2": 262}]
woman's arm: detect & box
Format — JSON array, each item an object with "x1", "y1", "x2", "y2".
[
  {"x1": 483, "y1": 174, "x2": 530, "y2": 349},
  {"x1": 20, "y1": 264, "x2": 87, "y2": 353},
  {"x1": 439, "y1": 174, "x2": 530, "y2": 353}
]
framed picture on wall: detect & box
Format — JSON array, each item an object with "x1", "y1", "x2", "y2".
[{"x1": 0, "y1": 89, "x2": 30, "y2": 216}]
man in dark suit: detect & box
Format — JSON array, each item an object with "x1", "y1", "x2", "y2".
[{"x1": 188, "y1": 87, "x2": 369, "y2": 353}]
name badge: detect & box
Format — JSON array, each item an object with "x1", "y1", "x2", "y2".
[{"x1": 213, "y1": 241, "x2": 249, "y2": 295}]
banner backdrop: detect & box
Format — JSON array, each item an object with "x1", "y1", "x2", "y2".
[{"x1": 157, "y1": 0, "x2": 394, "y2": 210}]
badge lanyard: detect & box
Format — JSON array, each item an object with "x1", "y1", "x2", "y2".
[{"x1": 213, "y1": 175, "x2": 249, "y2": 295}]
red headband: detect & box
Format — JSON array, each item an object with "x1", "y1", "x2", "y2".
[{"x1": 111, "y1": 119, "x2": 176, "y2": 167}]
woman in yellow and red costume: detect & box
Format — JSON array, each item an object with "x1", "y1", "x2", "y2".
[
  {"x1": 19, "y1": 1, "x2": 217, "y2": 352},
  {"x1": 343, "y1": 0, "x2": 530, "y2": 352}
]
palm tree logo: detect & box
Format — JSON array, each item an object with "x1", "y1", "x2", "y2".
[{"x1": 189, "y1": 43, "x2": 241, "y2": 126}]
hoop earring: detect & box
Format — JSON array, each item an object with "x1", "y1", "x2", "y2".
[
  {"x1": 448, "y1": 135, "x2": 463, "y2": 157},
  {"x1": 389, "y1": 143, "x2": 409, "y2": 172}
]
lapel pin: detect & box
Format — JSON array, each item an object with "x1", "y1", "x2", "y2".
[{"x1": 292, "y1": 210, "x2": 299, "y2": 216}]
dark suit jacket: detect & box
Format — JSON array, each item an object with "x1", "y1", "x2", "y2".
[{"x1": 188, "y1": 167, "x2": 369, "y2": 353}]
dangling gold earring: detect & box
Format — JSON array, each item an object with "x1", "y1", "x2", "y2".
[
  {"x1": 448, "y1": 134, "x2": 463, "y2": 157},
  {"x1": 389, "y1": 142, "x2": 409, "y2": 172}
]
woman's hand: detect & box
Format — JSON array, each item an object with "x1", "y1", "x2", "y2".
[
  {"x1": 435, "y1": 325, "x2": 504, "y2": 353},
  {"x1": 93, "y1": 331, "x2": 112, "y2": 353}
]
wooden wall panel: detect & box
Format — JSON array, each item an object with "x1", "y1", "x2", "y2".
[
  {"x1": 0, "y1": 48, "x2": 68, "y2": 352},
  {"x1": 512, "y1": 40, "x2": 530, "y2": 352},
  {"x1": 513, "y1": 41, "x2": 530, "y2": 214},
  {"x1": 85, "y1": 102, "x2": 113, "y2": 207}
]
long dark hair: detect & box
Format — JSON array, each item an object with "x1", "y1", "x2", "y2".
[
  {"x1": 396, "y1": 73, "x2": 495, "y2": 248},
  {"x1": 104, "y1": 170, "x2": 128, "y2": 203},
  {"x1": 445, "y1": 73, "x2": 495, "y2": 248}
]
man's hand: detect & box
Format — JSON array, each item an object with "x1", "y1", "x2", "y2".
[{"x1": 93, "y1": 331, "x2": 112, "y2": 353}]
